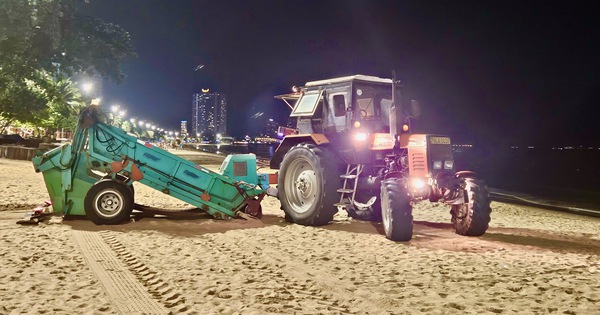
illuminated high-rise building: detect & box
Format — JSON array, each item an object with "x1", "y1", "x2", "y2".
[
  {"x1": 192, "y1": 89, "x2": 227, "y2": 137},
  {"x1": 180, "y1": 120, "x2": 188, "y2": 136}
]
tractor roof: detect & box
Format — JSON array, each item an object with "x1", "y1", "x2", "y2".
[{"x1": 305, "y1": 74, "x2": 392, "y2": 87}]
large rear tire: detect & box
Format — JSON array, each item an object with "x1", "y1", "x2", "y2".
[
  {"x1": 451, "y1": 177, "x2": 491, "y2": 236},
  {"x1": 278, "y1": 143, "x2": 340, "y2": 226},
  {"x1": 84, "y1": 179, "x2": 134, "y2": 225},
  {"x1": 381, "y1": 178, "x2": 413, "y2": 241}
]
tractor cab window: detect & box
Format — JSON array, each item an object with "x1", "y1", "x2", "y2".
[
  {"x1": 290, "y1": 90, "x2": 324, "y2": 117},
  {"x1": 354, "y1": 86, "x2": 391, "y2": 121},
  {"x1": 332, "y1": 94, "x2": 346, "y2": 117},
  {"x1": 380, "y1": 97, "x2": 393, "y2": 124}
]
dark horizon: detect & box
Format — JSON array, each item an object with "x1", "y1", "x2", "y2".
[{"x1": 80, "y1": 1, "x2": 600, "y2": 147}]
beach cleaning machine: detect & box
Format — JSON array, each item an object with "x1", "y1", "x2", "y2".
[{"x1": 32, "y1": 105, "x2": 273, "y2": 224}]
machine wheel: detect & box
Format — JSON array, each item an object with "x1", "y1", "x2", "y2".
[
  {"x1": 380, "y1": 178, "x2": 413, "y2": 241},
  {"x1": 102, "y1": 174, "x2": 134, "y2": 197},
  {"x1": 451, "y1": 177, "x2": 491, "y2": 236},
  {"x1": 347, "y1": 191, "x2": 382, "y2": 222},
  {"x1": 84, "y1": 179, "x2": 134, "y2": 225},
  {"x1": 278, "y1": 143, "x2": 340, "y2": 226}
]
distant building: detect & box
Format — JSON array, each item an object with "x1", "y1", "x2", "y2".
[
  {"x1": 265, "y1": 118, "x2": 278, "y2": 137},
  {"x1": 192, "y1": 89, "x2": 227, "y2": 137},
  {"x1": 180, "y1": 120, "x2": 188, "y2": 136}
]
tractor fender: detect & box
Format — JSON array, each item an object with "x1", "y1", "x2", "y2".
[{"x1": 269, "y1": 134, "x2": 329, "y2": 169}]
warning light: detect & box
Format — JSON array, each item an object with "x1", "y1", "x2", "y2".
[{"x1": 402, "y1": 124, "x2": 409, "y2": 132}]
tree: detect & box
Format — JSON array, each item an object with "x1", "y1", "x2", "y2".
[{"x1": 0, "y1": 0, "x2": 136, "y2": 133}]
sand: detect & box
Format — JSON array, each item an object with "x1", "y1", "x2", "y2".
[{"x1": 1, "y1": 157, "x2": 599, "y2": 314}]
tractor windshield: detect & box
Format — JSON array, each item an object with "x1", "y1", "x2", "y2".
[{"x1": 353, "y1": 83, "x2": 393, "y2": 124}]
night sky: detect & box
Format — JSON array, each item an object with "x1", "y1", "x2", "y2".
[{"x1": 80, "y1": 1, "x2": 600, "y2": 147}]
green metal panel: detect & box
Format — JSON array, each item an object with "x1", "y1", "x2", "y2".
[{"x1": 32, "y1": 105, "x2": 270, "y2": 222}]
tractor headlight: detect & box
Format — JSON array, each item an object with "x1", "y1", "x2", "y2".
[
  {"x1": 411, "y1": 178, "x2": 425, "y2": 190},
  {"x1": 433, "y1": 161, "x2": 442, "y2": 169},
  {"x1": 444, "y1": 160, "x2": 454, "y2": 170},
  {"x1": 354, "y1": 132, "x2": 367, "y2": 141}
]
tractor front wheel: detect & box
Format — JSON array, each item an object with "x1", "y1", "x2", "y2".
[
  {"x1": 278, "y1": 143, "x2": 339, "y2": 226},
  {"x1": 451, "y1": 177, "x2": 491, "y2": 236},
  {"x1": 84, "y1": 179, "x2": 134, "y2": 225},
  {"x1": 381, "y1": 178, "x2": 413, "y2": 241}
]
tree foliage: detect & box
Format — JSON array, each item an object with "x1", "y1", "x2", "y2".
[{"x1": 0, "y1": 0, "x2": 136, "y2": 134}]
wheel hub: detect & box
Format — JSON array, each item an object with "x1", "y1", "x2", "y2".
[
  {"x1": 295, "y1": 170, "x2": 313, "y2": 198},
  {"x1": 100, "y1": 194, "x2": 121, "y2": 211},
  {"x1": 94, "y1": 190, "x2": 124, "y2": 218}
]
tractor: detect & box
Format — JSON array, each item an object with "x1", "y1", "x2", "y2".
[{"x1": 270, "y1": 74, "x2": 491, "y2": 241}]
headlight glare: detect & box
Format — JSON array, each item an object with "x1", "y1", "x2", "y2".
[
  {"x1": 411, "y1": 178, "x2": 425, "y2": 190},
  {"x1": 354, "y1": 133, "x2": 367, "y2": 141}
]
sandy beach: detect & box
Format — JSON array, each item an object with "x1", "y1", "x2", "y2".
[{"x1": 1, "y1": 156, "x2": 599, "y2": 314}]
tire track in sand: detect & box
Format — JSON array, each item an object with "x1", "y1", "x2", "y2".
[
  {"x1": 201, "y1": 231, "x2": 392, "y2": 314},
  {"x1": 73, "y1": 230, "x2": 193, "y2": 314}
]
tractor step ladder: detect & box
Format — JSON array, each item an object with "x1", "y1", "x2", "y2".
[{"x1": 334, "y1": 164, "x2": 362, "y2": 208}]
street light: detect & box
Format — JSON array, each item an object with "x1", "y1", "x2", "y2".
[{"x1": 82, "y1": 82, "x2": 93, "y2": 94}]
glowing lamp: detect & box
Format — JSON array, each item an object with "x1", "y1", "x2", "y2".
[
  {"x1": 402, "y1": 124, "x2": 409, "y2": 132},
  {"x1": 354, "y1": 133, "x2": 367, "y2": 141},
  {"x1": 411, "y1": 178, "x2": 425, "y2": 190}
]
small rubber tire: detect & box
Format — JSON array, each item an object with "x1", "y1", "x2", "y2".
[
  {"x1": 102, "y1": 174, "x2": 134, "y2": 198},
  {"x1": 451, "y1": 177, "x2": 491, "y2": 236},
  {"x1": 381, "y1": 178, "x2": 413, "y2": 241},
  {"x1": 84, "y1": 179, "x2": 134, "y2": 225}
]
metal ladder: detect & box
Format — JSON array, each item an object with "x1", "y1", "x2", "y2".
[{"x1": 334, "y1": 164, "x2": 362, "y2": 208}]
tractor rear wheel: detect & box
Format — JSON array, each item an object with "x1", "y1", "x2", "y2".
[
  {"x1": 451, "y1": 177, "x2": 491, "y2": 236},
  {"x1": 84, "y1": 179, "x2": 134, "y2": 225},
  {"x1": 278, "y1": 143, "x2": 340, "y2": 226},
  {"x1": 381, "y1": 178, "x2": 413, "y2": 241}
]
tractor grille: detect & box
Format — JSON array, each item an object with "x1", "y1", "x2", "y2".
[{"x1": 410, "y1": 152, "x2": 426, "y2": 172}]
